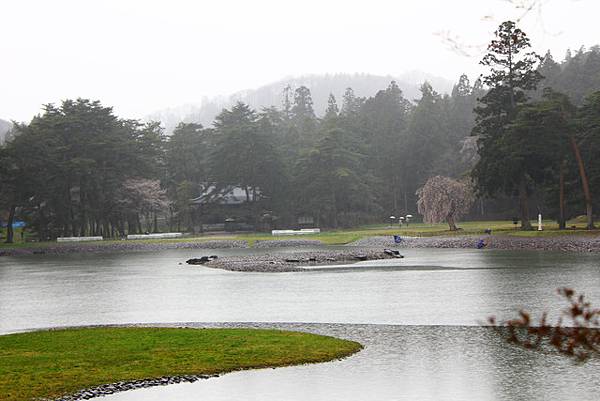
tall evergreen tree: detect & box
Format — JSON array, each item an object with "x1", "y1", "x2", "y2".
[
  {"x1": 359, "y1": 81, "x2": 412, "y2": 214},
  {"x1": 210, "y1": 102, "x2": 285, "y2": 222},
  {"x1": 295, "y1": 127, "x2": 373, "y2": 227},
  {"x1": 472, "y1": 21, "x2": 543, "y2": 230}
]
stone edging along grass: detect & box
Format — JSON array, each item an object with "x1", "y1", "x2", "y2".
[{"x1": 0, "y1": 327, "x2": 362, "y2": 401}]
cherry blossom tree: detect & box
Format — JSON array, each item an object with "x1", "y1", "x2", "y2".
[
  {"x1": 416, "y1": 176, "x2": 474, "y2": 231},
  {"x1": 117, "y1": 178, "x2": 170, "y2": 233}
]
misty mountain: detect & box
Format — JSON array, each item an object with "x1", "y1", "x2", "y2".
[
  {"x1": 147, "y1": 72, "x2": 455, "y2": 133},
  {"x1": 0, "y1": 118, "x2": 12, "y2": 143}
]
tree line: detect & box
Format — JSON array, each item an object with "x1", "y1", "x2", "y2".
[{"x1": 3, "y1": 20, "x2": 600, "y2": 241}]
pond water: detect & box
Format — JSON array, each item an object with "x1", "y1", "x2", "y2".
[
  {"x1": 1, "y1": 246, "x2": 600, "y2": 400},
  {"x1": 107, "y1": 323, "x2": 600, "y2": 401}
]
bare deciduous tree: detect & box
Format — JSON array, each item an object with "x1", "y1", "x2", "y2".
[
  {"x1": 489, "y1": 288, "x2": 600, "y2": 363},
  {"x1": 416, "y1": 176, "x2": 474, "y2": 231}
]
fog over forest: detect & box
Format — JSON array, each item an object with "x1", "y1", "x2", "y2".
[{"x1": 146, "y1": 72, "x2": 455, "y2": 133}]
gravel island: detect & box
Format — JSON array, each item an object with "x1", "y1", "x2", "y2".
[{"x1": 192, "y1": 248, "x2": 402, "y2": 272}]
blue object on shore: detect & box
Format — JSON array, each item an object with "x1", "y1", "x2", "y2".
[
  {"x1": 393, "y1": 235, "x2": 403, "y2": 244},
  {"x1": 477, "y1": 239, "x2": 486, "y2": 249},
  {"x1": 1, "y1": 220, "x2": 25, "y2": 228}
]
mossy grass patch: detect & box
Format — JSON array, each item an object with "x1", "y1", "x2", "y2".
[{"x1": 0, "y1": 327, "x2": 361, "y2": 401}]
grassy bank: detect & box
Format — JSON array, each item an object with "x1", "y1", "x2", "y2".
[
  {"x1": 0, "y1": 327, "x2": 361, "y2": 401},
  {"x1": 1, "y1": 220, "x2": 599, "y2": 251}
]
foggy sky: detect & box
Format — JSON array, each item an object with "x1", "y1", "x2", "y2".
[{"x1": 1, "y1": 0, "x2": 598, "y2": 122}]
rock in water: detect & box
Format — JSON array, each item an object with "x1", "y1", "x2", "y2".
[
  {"x1": 186, "y1": 256, "x2": 211, "y2": 265},
  {"x1": 384, "y1": 249, "x2": 404, "y2": 258}
]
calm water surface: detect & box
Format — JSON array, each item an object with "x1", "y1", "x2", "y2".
[
  {"x1": 108, "y1": 323, "x2": 600, "y2": 401},
  {"x1": 1, "y1": 246, "x2": 600, "y2": 400}
]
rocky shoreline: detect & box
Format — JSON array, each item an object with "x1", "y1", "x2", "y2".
[
  {"x1": 2, "y1": 234, "x2": 600, "y2": 258},
  {"x1": 351, "y1": 235, "x2": 600, "y2": 252},
  {"x1": 49, "y1": 374, "x2": 217, "y2": 401}
]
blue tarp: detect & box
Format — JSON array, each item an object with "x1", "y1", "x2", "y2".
[{"x1": 1, "y1": 221, "x2": 26, "y2": 228}]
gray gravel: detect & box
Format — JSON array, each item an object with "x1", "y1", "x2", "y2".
[
  {"x1": 351, "y1": 235, "x2": 600, "y2": 252},
  {"x1": 201, "y1": 249, "x2": 399, "y2": 272}
]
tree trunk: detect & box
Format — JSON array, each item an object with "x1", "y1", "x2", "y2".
[
  {"x1": 518, "y1": 176, "x2": 533, "y2": 230},
  {"x1": 558, "y1": 160, "x2": 566, "y2": 230},
  {"x1": 38, "y1": 206, "x2": 47, "y2": 241},
  {"x1": 570, "y1": 136, "x2": 594, "y2": 229},
  {"x1": 331, "y1": 189, "x2": 338, "y2": 228},
  {"x1": 190, "y1": 207, "x2": 198, "y2": 234},
  {"x1": 103, "y1": 221, "x2": 110, "y2": 239},
  {"x1": 5, "y1": 205, "x2": 16, "y2": 243},
  {"x1": 153, "y1": 213, "x2": 158, "y2": 233},
  {"x1": 446, "y1": 214, "x2": 458, "y2": 231}
]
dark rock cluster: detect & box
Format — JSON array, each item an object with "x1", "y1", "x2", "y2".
[{"x1": 186, "y1": 255, "x2": 218, "y2": 264}]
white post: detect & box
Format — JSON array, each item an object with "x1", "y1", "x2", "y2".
[{"x1": 538, "y1": 214, "x2": 543, "y2": 231}]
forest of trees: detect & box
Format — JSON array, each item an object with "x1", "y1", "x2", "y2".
[{"x1": 3, "y1": 21, "x2": 600, "y2": 241}]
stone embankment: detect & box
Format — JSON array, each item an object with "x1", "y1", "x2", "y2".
[{"x1": 351, "y1": 235, "x2": 600, "y2": 252}]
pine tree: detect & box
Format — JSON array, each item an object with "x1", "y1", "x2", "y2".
[{"x1": 472, "y1": 21, "x2": 543, "y2": 230}]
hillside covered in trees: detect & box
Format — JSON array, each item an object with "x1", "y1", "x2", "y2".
[
  {"x1": 146, "y1": 72, "x2": 455, "y2": 134},
  {"x1": 3, "y1": 23, "x2": 600, "y2": 241}
]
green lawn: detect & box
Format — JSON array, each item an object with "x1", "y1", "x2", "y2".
[
  {"x1": 232, "y1": 219, "x2": 600, "y2": 244},
  {"x1": 0, "y1": 327, "x2": 361, "y2": 401}
]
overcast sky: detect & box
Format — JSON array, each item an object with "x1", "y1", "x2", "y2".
[{"x1": 1, "y1": 0, "x2": 598, "y2": 122}]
